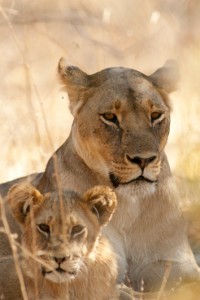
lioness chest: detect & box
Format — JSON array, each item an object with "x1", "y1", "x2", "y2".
[{"x1": 104, "y1": 181, "x2": 184, "y2": 282}]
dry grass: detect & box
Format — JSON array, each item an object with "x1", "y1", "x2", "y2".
[{"x1": 0, "y1": 0, "x2": 200, "y2": 299}]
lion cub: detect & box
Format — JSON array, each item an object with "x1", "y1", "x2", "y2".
[{"x1": 4, "y1": 184, "x2": 121, "y2": 300}]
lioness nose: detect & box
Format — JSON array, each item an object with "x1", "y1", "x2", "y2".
[
  {"x1": 54, "y1": 257, "x2": 66, "y2": 264},
  {"x1": 126, "y1": 155, "x2": 157, "y2": 170}
]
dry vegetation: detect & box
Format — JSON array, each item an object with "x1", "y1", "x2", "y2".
[{"x1": 0, "y1": 0, "x2": 200, "y2": 299}]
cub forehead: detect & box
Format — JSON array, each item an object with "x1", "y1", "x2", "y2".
[{"x1": 34, "y1": 191, "x2": 82, "y2": 222}]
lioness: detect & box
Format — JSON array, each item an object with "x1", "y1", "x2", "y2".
[
  {"x1": 0, "y1": 60, "x2": 199, "y2": 291},
  {"x1": 0, "y1": 184, "x2": 122, "y2": 300}
]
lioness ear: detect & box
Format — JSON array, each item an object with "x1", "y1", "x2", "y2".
[
  {"x1": 58, "y1": 57, "x2": 90, "y2": 116},
  {"x1": 8, "y1": 184, "x2": 44, "y2": 224},
  {"x1": 149, "y1": 60, "x2": 179, "y2": 93},
  {"x1": 83, "y1": 186, "x2": 117, "y2": 226}
]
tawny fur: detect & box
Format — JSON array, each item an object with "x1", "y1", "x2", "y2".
[
  {"x1": 0, "y1": 184, "x2": 123, "y2": 300},
  {"x1": 0, "y1": 60, "x2": 199, "y2": 292},
  {"x1": 183, "y1": 203, "x2": 200, "y2": 266}
]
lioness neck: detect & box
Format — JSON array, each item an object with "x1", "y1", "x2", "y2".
[{"x1": 37, "y1": 134, "x2": 103, "y2": 194}]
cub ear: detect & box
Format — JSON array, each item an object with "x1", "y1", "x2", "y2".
[
  {"x1": 83, "y1": 186, "x2": 117, "y2": 226},
  {"x1": 149, "y1": 60, "x2": 179, "y2": 93},
  {"x1": 58, "y1": 57, "x2": 90, "y2": 116},
  {"x1": 8, "y1": 184, "x2": 44, "y2": 224}
]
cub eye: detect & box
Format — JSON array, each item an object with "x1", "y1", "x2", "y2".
[
  {"x1": 101, "y1": 113, "x2": 119, "y2": 126},
  {"x1": 71, "y1": 224, "x2": 86, "y2": 239},
  {"x1": 151, "y1": 112, "x2": 163, "y2": 122},
  {"x1": 37, "y1": 224, "x2": 50, "y2": 234}
]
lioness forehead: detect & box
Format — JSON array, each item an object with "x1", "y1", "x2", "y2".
[
  {"x1": 93, "y1": 78, "x2": 167, "y2": 114},
  {"x1": 94, "y1": 67, "x2": 148, "y2": 88},
  {"x1": 92, "y1": 66, "x2": 143, "y2": 81},
  {"x1": 92, "y1": 67, "x2": 165, "y2": 103}
]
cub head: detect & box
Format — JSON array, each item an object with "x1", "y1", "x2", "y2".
[
  {"x1": 8, "y1": 184, "x2": 117, "y2": 283},
  {"x1": 59, "y1": 59, "x2": 179, "y2": 191}
]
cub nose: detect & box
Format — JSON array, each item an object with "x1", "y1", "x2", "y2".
[
  {"x1": 54, "y1": 257, "x2": 66, "y2": 264},
  {"x1": 126, "y1": 155, "x2": 157, "y2": 170}
]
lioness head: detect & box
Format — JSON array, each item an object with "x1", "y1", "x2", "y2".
[
  {"x1": 59, "y1": 59, "x2": 179, "y2": 190},
  {"x1": 8, "y1": 184, "x2": 116, "y2": 283}
]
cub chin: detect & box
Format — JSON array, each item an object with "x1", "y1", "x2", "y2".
[{"x1": 0, "y1": 184, "x2": 132, "y2": 300}]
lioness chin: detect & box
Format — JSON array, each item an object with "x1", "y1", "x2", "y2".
[
  {"x1": 0, "y1": 184, "x2": 124, "y2": 300},
  {"x1": 0, "y1": 60, "x2": 200, "y2": 292}
]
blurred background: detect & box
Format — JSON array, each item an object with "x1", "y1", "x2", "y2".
[{"x1": 0, "y1": 0, "x2": 200, "y2": 204}]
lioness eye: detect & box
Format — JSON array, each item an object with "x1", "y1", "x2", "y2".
[
  {"x1": 37, "y1": 224, "x2": 50, "y2": 234},
  {"x1": 71, "y1": 224, "x2": 86, "y2": 239},
  {"x1": 101, "y1": 113, "x2": 119, "y2": 126},
  {"x1": 151, "y1": 112, "x2": 162, "y2": 122},
  {"x1": 103, "y1": 113, "x2": 115, "y2": 120}
]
